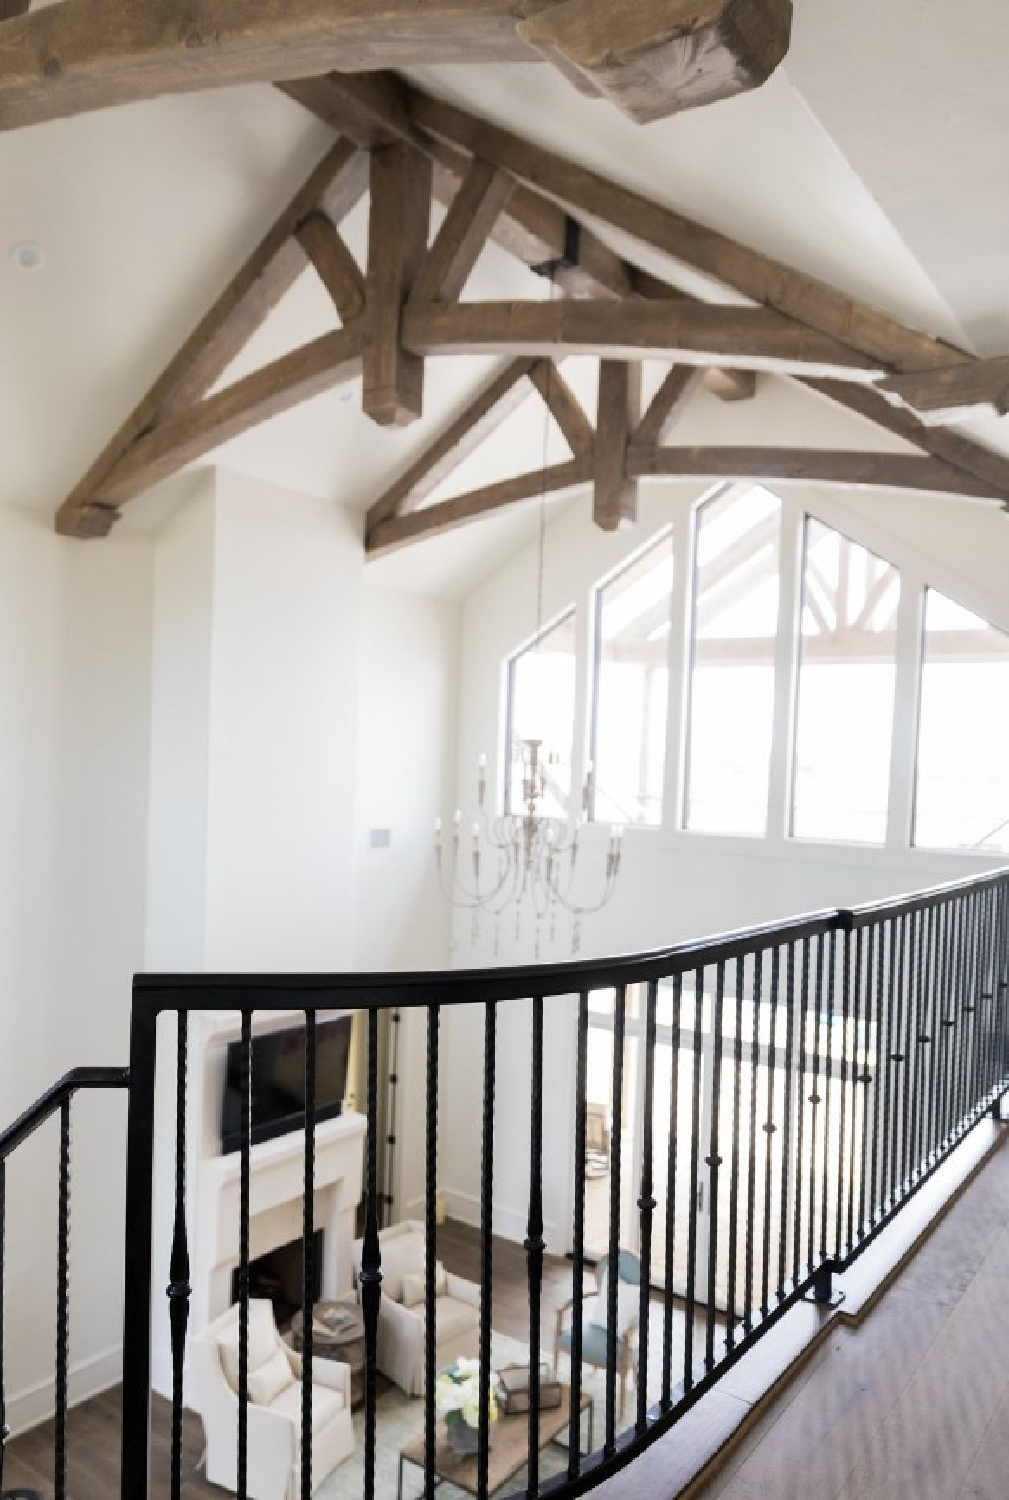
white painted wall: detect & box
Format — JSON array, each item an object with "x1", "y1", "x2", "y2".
[
  {"x1": 145, "y1": 468, "x2": 370, "y2": 1395},
  {"x1": 0, "y1": 501, "x2": 154, "y2": 1432},
  {"x1": 352, "y1": 583, "x2": 461, "y2": 1221},
  {"x1": 439, "y1": 379, "x2": 1009, "y2": 1253}
]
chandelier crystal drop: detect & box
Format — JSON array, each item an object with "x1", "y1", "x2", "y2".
[{"x1": 434, "y1": 737, "x2": 623, "y2": 958}]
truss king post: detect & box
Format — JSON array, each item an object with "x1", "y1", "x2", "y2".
[{"x1": 803, "y1": 1261, "x2": 845, "y2": 1309}]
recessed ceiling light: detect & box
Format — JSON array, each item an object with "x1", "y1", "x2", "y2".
[{"x1": 10, "y1": 242, "x2": 45, "y2": 273}]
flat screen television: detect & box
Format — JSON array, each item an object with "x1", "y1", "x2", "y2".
[{"x1": 220, "y1": 1015, "x2": 353, "y2": 1154}]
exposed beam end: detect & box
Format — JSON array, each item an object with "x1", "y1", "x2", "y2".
[
  {"x1": 704, "y1": 367, "x2": 758, "y2": 402},
  {"x1": 519, "y1": 0, "x2": 793, "y2": 123},
  {"x1": 362, "y1": 371, "x2": 426, "y2": 429},
  {"x1": 55, "y1": 502, "x2": 120, "y2": 540}
]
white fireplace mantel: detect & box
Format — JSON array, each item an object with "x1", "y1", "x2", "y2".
[{"x1": 191, "y1": 1110, "x2": 366, "y2": 1340}]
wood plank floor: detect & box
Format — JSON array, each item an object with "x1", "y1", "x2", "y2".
[{"x1": 691, "y1": 1130, "x2": 1009, "y2": 1500}]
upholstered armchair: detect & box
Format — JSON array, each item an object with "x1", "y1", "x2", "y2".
[
  {"x1": 191, "y1": 1298, "x2": 354, "y2": 1500},
  {"x1": 352, "y1": 1219, "x2": 480, "y2": 1397},
  {"x1": 554, "y1": 1250, "x2": 641, "y2": 1419}
]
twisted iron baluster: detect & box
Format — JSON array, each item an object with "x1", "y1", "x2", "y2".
[
  {"x1": 167, "y1": 1011, "x2": 191, "y2": 1500},
  {"x1": 477, "y1": 1002, "x2": 497, "y2": 1500},
  {"x1": 568, "y1": 991, "x2": 589, "y2": 1478},
  {"x1": 637, "y1": 980, "x2": 658, "y2": 1430},
  {"x1": 238, "y1": 1011, "x2": 252, "y2": 1500},
  {"x1": 55, "y1": 1096, "x2": 71, "y2": 1500},
  {"x1": 605, "y1": 984, "x2": 626, "y2": 1450},
  {"x1": 424, "y1": 1004, "x2": 440, "y2": 1499},
  {"x1": 360, "y1": 1009, "x2": 383, "y2": 1500},
  {"x1": 525, "y1": 994, "x2": 546, "y2": 1496},
  {"x1": 302, "y1": 1011, "x2": 317, "y2": 1500}
]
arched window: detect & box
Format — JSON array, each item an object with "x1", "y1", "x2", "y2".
[
  {"x1": 791, "y1": 519, "x2": 900, "y2": 843},
  {"x1": 589, "y1": 529, "x2": 674, "y2": 826},
  {"x1": 503, "y1": 608, "x2": 577, "y2": 817},
  {"x1": 684, "y1": 485, "x2": 782, "y2": 835},
  {"x1": 914, "y1": 590, "x2": 1009, "y2": 852}
]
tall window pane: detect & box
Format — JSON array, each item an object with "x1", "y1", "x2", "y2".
[
  {"x1": 591, "y1": 530, "x2": 674, "y2": 825},
  {"x1": 915, "y1": 590, "x2": 1009, "y2": 851},
  {"x1": 685, "y1": 485, "x2": 782, "y2": 834},
  {"x1": 505, "y1": 609, "x2": 577, "y2": 816},
  {"x1": 791, "y1": 519, "x2": 899, "y2": 843}
]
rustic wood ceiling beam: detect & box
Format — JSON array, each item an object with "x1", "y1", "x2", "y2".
[
  {"x1": 367, "y1": 457, "x2": 593, "y2": 556},
  {"x1": 799, "y1": 380, "x2": 1009, "y2": 502},
  {"x1": 284, "y1": 74, "x2": 1009, "y2": 507},
  {"x1": 295, "y1": 212, "x2": 366, "y2": 322},
  {"x1": 363, "y1": 143, "x2": 432, "y2": 427},
  {"x1": 91, "y1": 326, "x2": 366, "y2": 507},
  {"x1": 366, "y1": 357, "x2": 538, "y2": 534},
  {"x1": 635, "y1": 366, "x2": 703, "y2": 445},
  {"x1": 281, "y1": 73, "x2": 635, "y2": 299},
  {"x1": 0, "y1": 0, "x2": 531, "y2": 132},
  {"x1": 406, "y1": 87, "x2": 970, "y2": 376},
  {"x1": 410, "y1": 159, "x2": 515, "y2": 306},
  {"x1": 56, "y1": 138, "x2": 367, "y2": 538},
  {"x1": 881, "y1": 355, "x2": 1009, "y2": 425},
  {"x1": 527, "y1": 361, "x2": 595, "y2": 458},
  {"x1": 402, "y1": 300, "x2": 880, "y2": 378},
  {"x1": 518, "y1": 0, "x2": 792, "y2": 122},
  {"x1": 0, "y1": 0, "x2": 793, "y2": 132},
  {"x1": 626, "y1": 445, "x2": 1005, "y2": 501},
  {"x1": 95, "y1": 325, "x2": 367, "y2": 507},
  {"x1": 594, "y1": 361, "x2": 642, "y2": 530}
]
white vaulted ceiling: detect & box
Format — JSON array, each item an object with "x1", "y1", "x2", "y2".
[{"x1": 0, "y1": 1, "x2": 1007, "y2": 594}]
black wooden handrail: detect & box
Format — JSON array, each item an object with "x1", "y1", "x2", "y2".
[
  {"x1": 134, "y1": 867, "x2": 1009, "y2": 1015},
  {"x1": 0, "y1": 1067, "x2": 130, "y2": 1162},
  {"x1": 840, "y1": 865, "x2": 1009, "y2": 928}
]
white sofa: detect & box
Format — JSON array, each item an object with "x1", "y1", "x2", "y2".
[
  {"x1": 352, "y1": 1220, "x2": 480, "y2": 1397},
  {"x1": 191, "y1": 1298, "x2": 354, "y2": 1500}
]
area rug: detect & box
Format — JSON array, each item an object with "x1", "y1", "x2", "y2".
[{"x1": 317, "y1": 1332, "x2": 602, "y2": 1500}]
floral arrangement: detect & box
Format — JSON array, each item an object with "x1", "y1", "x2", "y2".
[{"x1": 435, "y1": 1357, "x2": 498, "y2": 1432}]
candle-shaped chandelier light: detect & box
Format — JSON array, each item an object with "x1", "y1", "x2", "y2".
[{"x1": 435, "y1": 737, "x2": 623, "y2": 957}]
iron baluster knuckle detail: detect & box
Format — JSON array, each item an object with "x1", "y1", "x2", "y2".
[
  {"x1": 362, "y1": 1007, "x2": 383, "y2": 1500},
  {"x1": 168, "y1": 1010, "x2": 191, "y2": 1500}
]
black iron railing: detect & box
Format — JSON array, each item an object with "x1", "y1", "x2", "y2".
[
  {"x1": 1, "y1": 869, "x2": 1007, "y2": 1500},
  {"x1": 0, "y1": 1067, "x2": 130, "y2": 1499},
  {"x1": 109, "y1": 866, "x2": 1009, "y2": 1500}
]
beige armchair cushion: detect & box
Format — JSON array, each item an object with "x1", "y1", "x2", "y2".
[
  {"x1": 401, "y1": 1261, "x2": 447, "y2": 1308},
  {"x1": 268, "y1": 1380, "x2": 344, "y2": 1433},
  {"x1": 378, "y1": 1233, "x2": 425, "y2": 1302},
  {"x1": 218, "y1": 1301, "x2": 296, "y2": 1401}
]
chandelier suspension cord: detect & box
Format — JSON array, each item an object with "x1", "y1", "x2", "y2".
[{"x1": 534, "y1": 269, "x2": 557, "y2": 651}]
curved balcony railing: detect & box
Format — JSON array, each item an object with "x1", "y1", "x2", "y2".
[
  {"x1": 110, "y1": 865, "x2": 1009, "y2": 1500},
  {"x1": 1, "y1": 869, "x2": 1007, "y2": 1500}
]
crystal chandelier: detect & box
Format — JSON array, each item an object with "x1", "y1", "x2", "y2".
[{"x1": 435, "y1": 737, "x2": 623, "y2": 957}]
